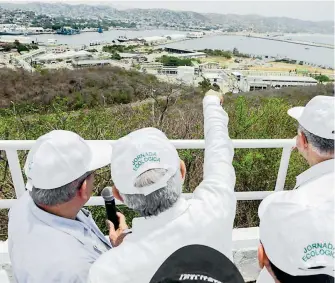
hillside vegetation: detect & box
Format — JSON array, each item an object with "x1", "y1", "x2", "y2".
[
  {"x1": 0, "y1": 67, "x2": 333, "y2": 239},
  {"x1": 0, "y1": 67, "x2": 198, "y2": 113}
]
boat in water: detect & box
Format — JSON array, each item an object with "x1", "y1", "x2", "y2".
[
  {"x1": 0, "y1": 24, "x2": 27, "y2": 35},
  {"x1": 56, "y1": 27, "x2": 80, "y2": 35},
  {"x1": 117, "y1": 36, "x2": 130, "y2": 42}
]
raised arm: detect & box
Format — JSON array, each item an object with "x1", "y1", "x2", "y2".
[{"x1": 193, "y1": 90, "x2": 236, "y2": 211}]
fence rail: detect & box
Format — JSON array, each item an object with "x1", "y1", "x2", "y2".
[{"x1": 0, "y1": 139, "x2": 295, "y2": 209}]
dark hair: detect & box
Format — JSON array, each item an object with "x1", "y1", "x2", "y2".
[
  {"x1": 270, "y1": 261, "x2": 334, "y2": 283},
  {"x1": 31, "y1": 171, "x2": 93, "y2": 206},
  {"x1": 299, "y1": 125, "x2": 334, "y2": 155}
]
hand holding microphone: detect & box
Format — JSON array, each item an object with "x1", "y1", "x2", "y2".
[
  {"x1": 101, "y1": 187, "x2": 129, "y2": 247},
  {"x1": 101, "y1": 187, "x2": 119, "y2": 229}
]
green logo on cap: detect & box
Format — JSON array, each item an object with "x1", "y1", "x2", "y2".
[
  {"x1": 302, "y1": 242, "x2": 334, "y2": 262},
  {"x1": 132, "y1": 152, "x2": 160, "y2": 171}
]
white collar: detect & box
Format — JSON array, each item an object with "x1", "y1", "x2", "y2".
[
  {"x1": 29, "y1": 194, "x2": 111, "y2": 247},
  {"x1": 131, "y1": 197, "x2": 190, "y2": 237},
  {"x1": 295, "y1": 159, "x2": 334, "y2": 189}
]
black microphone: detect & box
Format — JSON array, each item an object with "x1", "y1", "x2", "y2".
[{"x1": 101, "y1": 187, "x2": 119, "y2": 230}]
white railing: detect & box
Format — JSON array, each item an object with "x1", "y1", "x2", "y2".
[{"x1": 0, "y1": 139, "x2": 295, "y2": 209}]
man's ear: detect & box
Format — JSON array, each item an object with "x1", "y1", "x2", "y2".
[
  {"x1": 180, "y1": 159, "x2": 186, "y2": 180},
  {"x1": 112, "y1": 186, "x2": 123, "y2": 202},
  {"x1": 258, "y1": 244, "x2": 270, "y2": 269},
  {"x1": 298, "y1": 131, "x2": 308, "y2": 149},
  {"x1": 78, "y1": 180, "x2": 89, "y2": 201}
]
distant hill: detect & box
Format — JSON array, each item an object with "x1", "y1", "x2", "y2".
[
  {"x1": 0, "y1": 2, "x2": 334, "y2": 34},
  {"x1": 206, "y1": 13, "x2": 334, "y2": 33}
]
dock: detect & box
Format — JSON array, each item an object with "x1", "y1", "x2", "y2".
[{"x1": 245, "y1": 34, "x2": 334, "y2": 49}]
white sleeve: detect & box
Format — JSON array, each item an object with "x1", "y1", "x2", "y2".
[{"x1": 193, "y1": 96, "x2": 236, "y2": 213}]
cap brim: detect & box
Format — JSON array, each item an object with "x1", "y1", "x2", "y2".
[
  {"x1": 87, "y1": 141, "x2": 113, "y2": 171},
  {"x1": 287, "y1": 107, "x2": 304, "y2": 121}
]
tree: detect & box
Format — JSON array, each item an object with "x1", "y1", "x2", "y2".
[
  {"x1": 198, "y1": 78, "x2": 212, "y2": 92},
  {"x1": 111, "y1": 53, "x2": 121, "y2": 60},
  {"x1": 314, "y1": 74, "x2": 330, "y2": 83},
  {"x1": 212, "y1": 83, "x2": 220, "y2": 91},
  {"x1": 156, "y1": 55, "x2": 193, "y2": 67},
  {"x1": 233, "y1": 47, "x2": 239, "y2": 55}
]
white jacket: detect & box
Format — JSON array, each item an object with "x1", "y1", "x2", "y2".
[{"x1": 88, "y1": 95, "x2": 236, "y2": 283}]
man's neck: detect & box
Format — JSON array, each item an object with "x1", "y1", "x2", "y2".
[
  {"x1": 36, "y1": 202, "x2": 81, "y2": 220},
  {"x1": 308, "y1": 156, "x2": 333, "y2": 167}
]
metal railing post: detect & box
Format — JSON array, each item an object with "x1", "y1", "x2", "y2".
[
  {"x1": 6, "y1": 149, "x2": 26, "y2": 198},
  {"x1": 274, "y1": 146, "x2": 292, "y2": 191}
]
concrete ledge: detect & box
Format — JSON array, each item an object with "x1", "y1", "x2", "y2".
[
  {"x1": 1, "y1": 227, "x2": 261, "y2": 283},
  {"x1": 0, "y1": 270, "x2": 11, "y2": 283}
]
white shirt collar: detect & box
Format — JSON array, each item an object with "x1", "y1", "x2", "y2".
[
  {"x1": 28, "y1": 194, "x2": 111, "y2": 247},
  {"x1": 295, "y1": 159, "x2": 334, "y2": 189},
  {"x1": 131, "y1": 196, "x2": 190, "y2": 237}
]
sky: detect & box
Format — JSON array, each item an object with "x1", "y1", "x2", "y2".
[{"x1": 1, "y1": 0, "x2": 334, "y2": 22}]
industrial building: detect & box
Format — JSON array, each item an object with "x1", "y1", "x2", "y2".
[
  {"x1": 49, "y1": 46, "x2": 70, "y2": 54},
  {"x1": 26, "y1": 27, "x2": 45, "y2": 34},
  {"x1": 141, "y1": 62, "x2": 164, "y2": 71},
  {"x1": 174, "y1": 52, "x2": 206, "y2": 59},
  {"x1": 247, "y1": 75, "x2": 318, "y2": 90},
  {"x1": 199, "y1": 62, "x2": 221, "y2": 71},
  {"x1": 165, "y1": 34, "x2": 187, "y2": 40},
  {"x1": 232, "y1": 73, "x2": 319, "y2": 92},
  {"x1": 36, "y1": 50, "x2": 92, "y2": 63},
  {"x1": 137, "y1": 36, "x2": 167, "y2": 45},
  {"x1": 72, "y1": 59, "x2": 112, "y2": 68},
  {"x1": 177, "y1": 66, "x2": 195, "y2": 84},
  {"x1": 203, "y1": 73, "x2": 224, "y2": 85},
  {"x1": 187, "y1": 32, "x2": 204, "y2": 38}
]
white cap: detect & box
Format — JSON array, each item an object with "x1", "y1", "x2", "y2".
[
  {"x1": 24, "y1": 130, "x2": 112, "y2": 190},
  {"x1": 259, "y1": 190, "x2": 334, "y2": 276},
  {"x1": 288, "y1": 95, "x2": 335, "y2": 140},
  {"x1": 111, "y1": 128, "x2": 180, "y2": 196}
]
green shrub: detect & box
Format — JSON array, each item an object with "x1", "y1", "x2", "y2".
[{"x1": 156, "y1": 55, "x2": 194, "y2": 66}]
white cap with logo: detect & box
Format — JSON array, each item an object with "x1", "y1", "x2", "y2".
[
  {"x1": 24, "y1": 130, "x2": 113, "y2": 190},
  {"x1": 258, "y1": 188, "x2": 334, "y2": 276},
  {"x1": 111, "y1": 128, "x2": 180, "y2": 196},
  {"x1": 288, "y1": 95, "x2": 335, "y2": 139}
]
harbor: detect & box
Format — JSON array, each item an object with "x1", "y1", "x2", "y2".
[
  {"x1": 1, "y1": 30, "x2": 332, "y2": 68},
  {"x1": 0, "y1": 28, "x2": 333, "y2": 89}
]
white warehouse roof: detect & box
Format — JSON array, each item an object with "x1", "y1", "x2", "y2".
[
  {"x1": 37, "y1": 50, "x2": 91, "y2": 61},
  {"x1": 74, "y1": 59, "x2": 112, "y2": 65},
  {"x1": 139, "y1": 36, "x2": 167, "y2": 43},
  {"x1": 175, "y1": 52, "x2": 206, "y2": 58},
  {"x1": 247, "y1": 75, "x2": 317, "y2": 83},
  {"x1": 203, "y1": 73, "x2": 222, "y2": 79}
]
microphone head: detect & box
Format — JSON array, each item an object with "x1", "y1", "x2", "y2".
[{"x1": 101, "y1": 187, "x2": 114, "y2": 202}]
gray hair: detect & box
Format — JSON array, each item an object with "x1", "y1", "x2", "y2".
[
  {"x1": 30, "y1": 172, "x2": 92, "y2": 206},
  {"x1": 299, "y1": 125, "x2": 334, "y2": 157},
  {"x1": 120, "y1": 168, "x2": 183, "y2": 217}
]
